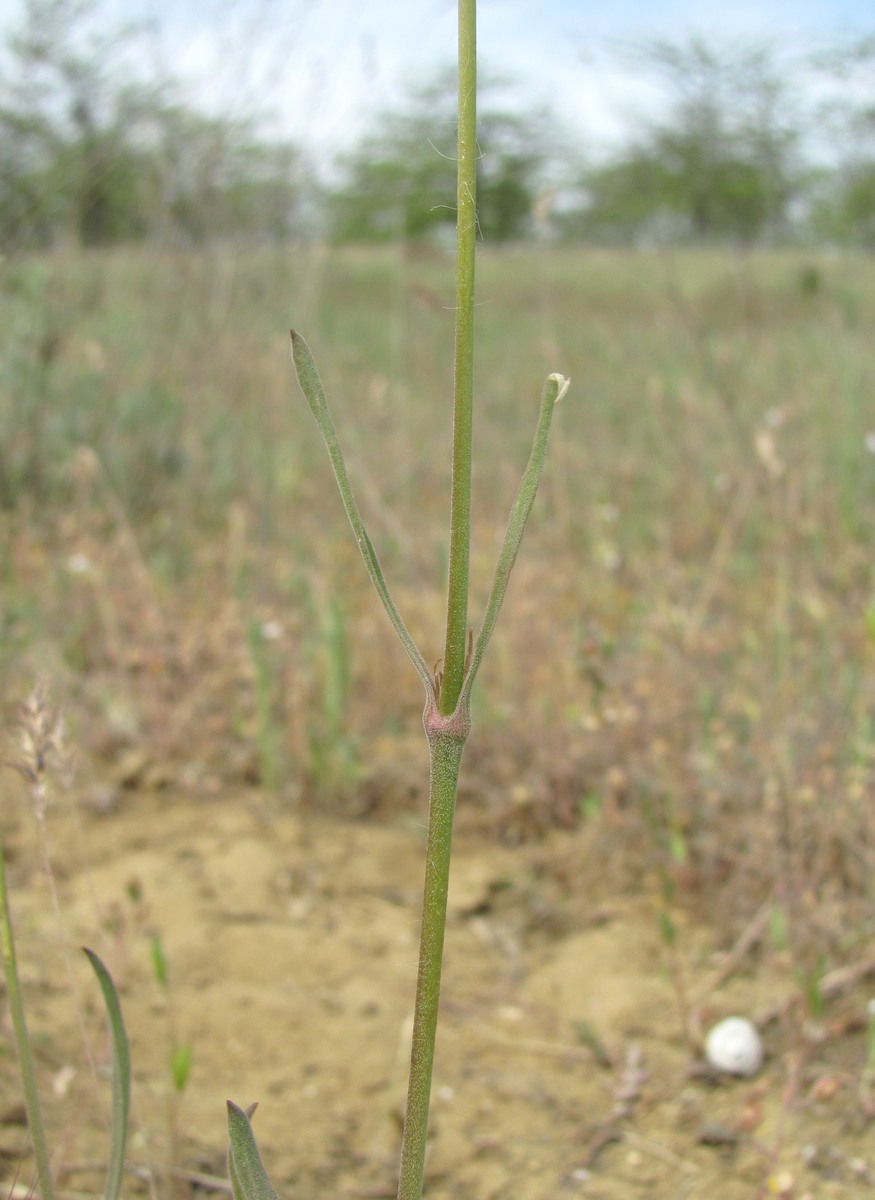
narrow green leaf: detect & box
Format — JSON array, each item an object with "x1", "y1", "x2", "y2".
[
  {"x1": 290, "y1": 330, "x2": 434, "y2": 699},
  {"x1": 171, "y1": 1043, "x2": 194, "y2": 1093},
  {"x1": 227, "y1": 1101, "x2": 280, "y2": 1200},
  {"x1": 227, "y1": 1103, "x2": 257, "y2": 1200},
  {"x1": 83, "y1": 948, "x2": 131, "y2": 1200},
  {"x1": 228, "y1": 1116, "x2": 246, "y2": 1200},
  {"x1": 572, "y1": 1018, "x2": 613, "y2": 1068},
  {"x1": 769, "y1": 904, "x2": 789, "y2": 952},
  {"x1": 459, "y1": 373, "x2": 569, "y2": 708},
  {"x1": 150, "y1": 931, "x2": 168, "y2": 987},
  {"x1": 658, "y1": 909, "x2": 677, "y2": 947}
]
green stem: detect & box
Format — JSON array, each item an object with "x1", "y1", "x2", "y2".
[
  {"x1": 440, "y1": 0, "x2": 477, "y2": 716},
  {"x1": 397, "y1": 707, "x2": 470, "y2": 1200},
  {"x1": 396, "y1": 372, "x2": 567, "y2": 1200},
  {"x1": 0, "y1": 837, "x2": 56, "y2": 1200},
  {"x1": 397, "y1": 5, "x2": 478, "y2": 1195}
]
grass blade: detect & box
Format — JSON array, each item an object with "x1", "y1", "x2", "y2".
[
  {"x1": 226, "y1": 1101, "x2": 280, "y2": 1200},
  {"x1": 290, "y1": 329, "x2": 435, "y2": 700},
  {"x1": 83, "y1": 948, "x2": 130, "y2": 1200}
]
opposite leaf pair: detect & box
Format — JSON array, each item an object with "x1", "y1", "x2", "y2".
[{"x1": 290, "y1": 329, "x2": 569, "y2": 726}]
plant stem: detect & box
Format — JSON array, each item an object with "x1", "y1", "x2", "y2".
[
  {"x1": 397, "y1": 708, "x2": 469, "y2": 1200},
  {"x1": 294, "y1": 6, "x2": 563, "y2": 1199},
  {"x1": 396, "y1": 6, "x2": 477, "y2": 1195},
  {"x1": 396, "y1": 7, "x2": 477, "y2": 1190},
  {"x1": 0, "y1": 837, "x2": 56, "y2": 1200},
  {"x1": 440, "y1": 0, "x2": 477, "y2": 716}
]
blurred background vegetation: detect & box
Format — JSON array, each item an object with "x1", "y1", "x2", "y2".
[
  {"x1": 1, "y1": 0, "x2": 875, "y2": 253},
  {"x1": 1, "y1": 0, "x2": 874, "y2": 933},
  {"x1": 2, "y1": 4, "x2": 875, "y2": 1192}
]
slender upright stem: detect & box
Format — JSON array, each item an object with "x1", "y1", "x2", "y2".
[
  {"x1": 0, "y1": 838, "x2": 55, "y2": 1200},
  {"x1": 441, "y1": 0, "x2": 477, "y2": 716},
  {"x1": 396, "y1": 6, "x2": 477, "y2": 1196},
  {"x1": 397, "y1": 712, "x2": 469, "y2": 1200},
  {"x1": 297, "y1": 0, "x2": 562, "y2": 1195}
]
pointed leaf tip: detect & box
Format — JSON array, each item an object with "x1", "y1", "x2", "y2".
[
  {"x1": 83, "y1": 948, "x2": 130, "y2": 1200},
  {"x1": 227, "y1": 1100, "x2": 280, "y2": 1200},
  {"x1": 287, "y1": 329, "x2": 435, "y2": 699}
]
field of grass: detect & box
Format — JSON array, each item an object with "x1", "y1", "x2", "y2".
[
  {"x1": 1, "y1": 242, "x2": 875, "y2": 1196},
  {"x1": 4, "y1": 243, "x2": 874, "y2": 890}
]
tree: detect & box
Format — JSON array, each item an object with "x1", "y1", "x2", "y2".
[
  {"x1": 146, "y1": 106, "x2": 306, "y2": 244},
  {"x1": 0, "y1": 0, "x2": 309, "y2": 250},
  {"x1": 327, "y1": 69, "x2": 562, "y2": 244},
  {"x1": 567, "y1": 37, "x2": 805, "y2": 246},
  {"x1": 808, "y1": 35, "x2": 875, "y2": 246},
  {"x1": 0, "y1": 0, "x2": 162, "y2": 246}
]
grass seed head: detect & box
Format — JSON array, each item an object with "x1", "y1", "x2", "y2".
[{"x1": 10, "y1": 685, "x2": 71, "y2": 814}]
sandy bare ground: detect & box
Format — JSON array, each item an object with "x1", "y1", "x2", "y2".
[{"x1": 2, "y1": 777, "x2": 874, "y2": 1200}]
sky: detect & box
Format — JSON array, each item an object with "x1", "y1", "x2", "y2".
[{"x1": 5, "y1": 0, "x2": 874, "y2": 162}]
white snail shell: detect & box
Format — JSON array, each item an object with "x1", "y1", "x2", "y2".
[{"x1": 705, "y1": 1016, "x2": 763, "y2": 1077}]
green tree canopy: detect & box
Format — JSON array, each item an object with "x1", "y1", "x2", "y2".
[
  {"x1": 0, "y1": 0, "x2": 160, "y2": 246},
  {"x1": 0, "y1": 0, "x2": 309, "y2": 250},
  {"x1": 567, "y1": 37, "x2": 805, "y2": 246},
  {"x1": 809, "y1": 35, "x2": 875, "y2": 246}
]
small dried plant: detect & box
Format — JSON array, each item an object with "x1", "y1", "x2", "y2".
[{"x1": 9, "y1": 683, "x2": 69, "y2": 815}]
